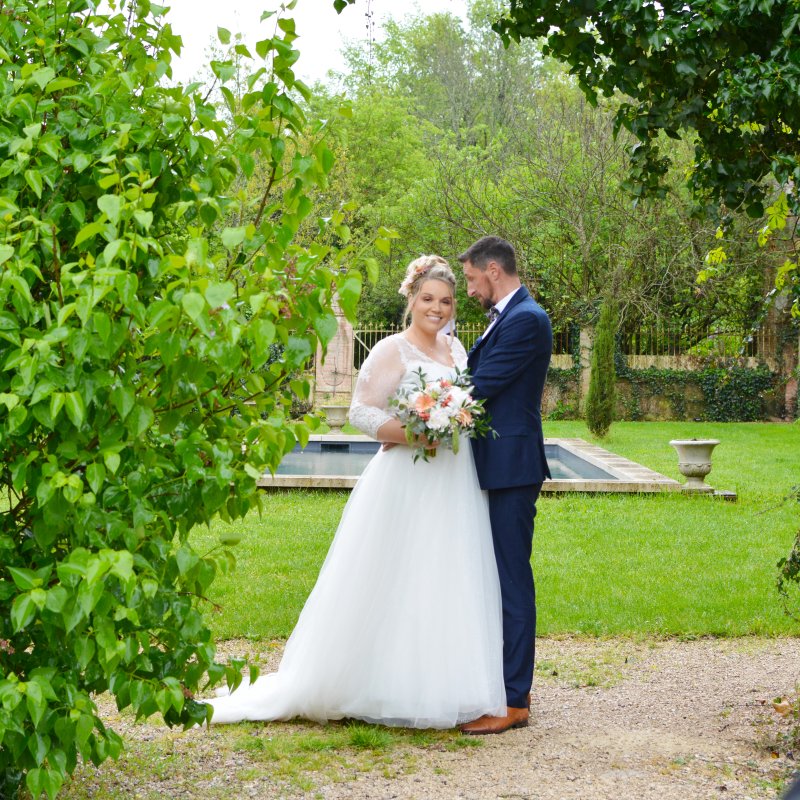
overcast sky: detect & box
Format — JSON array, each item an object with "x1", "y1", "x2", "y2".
[{"x1": 165, "y1": 0, "x2": 468, "y2": 86}]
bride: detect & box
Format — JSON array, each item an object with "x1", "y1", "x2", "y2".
[{"x1": 206, "y1": 256, "x2": 506, "y2": 728}]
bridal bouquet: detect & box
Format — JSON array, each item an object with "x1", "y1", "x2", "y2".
[{"x1": 388, "y1": 368, "x2": 494, "y2": 462}]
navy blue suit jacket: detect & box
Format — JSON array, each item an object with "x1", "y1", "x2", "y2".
[{"x1": 467, "y1": 286, "x2": 552, "y2": 490}]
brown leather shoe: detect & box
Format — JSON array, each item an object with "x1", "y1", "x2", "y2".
[{"x1": 459, "y1": 705, "x2": 529, "y2": 735}]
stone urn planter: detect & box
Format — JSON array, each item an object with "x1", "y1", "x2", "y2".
[
  {"x1": 669, "y1": 439, "x2": 720, "y2": 493},
  {"x1": 321, "y1": 404, "x2": 349, "y2": 433}
]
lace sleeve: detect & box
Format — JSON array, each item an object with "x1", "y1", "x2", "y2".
[
  {"x1": 450, "y1": 336, "x2": 468, "y2": 370},
  {"x1": 348, "y1": 337, "x2": 406, "y2": 439}
]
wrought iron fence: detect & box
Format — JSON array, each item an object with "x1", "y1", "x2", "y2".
[
  {"x1": 352, "y1": 321, "x2": 773, "y2": 366},
  {"x1": 353, "y1": 323, "x2": 576, "y2": 369},
  {"x1": 617, "y1": 323, "x2": 775, "y2": 359}
]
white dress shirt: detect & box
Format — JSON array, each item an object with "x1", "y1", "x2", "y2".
[{"x1": 484, "y1": 287, "x2": 521, "y2": 335}]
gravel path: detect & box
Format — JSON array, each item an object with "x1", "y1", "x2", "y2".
[{"x1": 76, "y1": 637, "x2": 800, "y2": 800}]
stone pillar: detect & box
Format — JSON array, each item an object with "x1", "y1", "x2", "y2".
[
  {"x1": 578, "y1": 325, "x2": 594, "y2": 413},
  {"x1": 314, "y1": 295, "x2": 354, "y2": 405},
  {"x1": 784, "y1": 329, "x2": 799, "y2": 419}
]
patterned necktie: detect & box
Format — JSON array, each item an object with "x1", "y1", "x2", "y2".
[{"x1": 486, "y1": 305, "x2": 500, "y2": 323}]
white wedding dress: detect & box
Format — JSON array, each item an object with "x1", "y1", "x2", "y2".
[{"x1": 207, "y1": 333, "x2": 506, "y2": 728}]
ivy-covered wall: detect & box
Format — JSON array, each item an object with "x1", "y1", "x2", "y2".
[
  {"x1": 613, "y1": 358, "x2": 779, "y2": 421},
  {"x1": 542, "y1": 355, "x2": 783, "y2": 422},
  {"x1": 543, "y1": 365, "x2": 582, "y2": 420}
]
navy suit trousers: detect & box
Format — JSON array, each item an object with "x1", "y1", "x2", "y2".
[{"x1": 487, "y1": 482, "x2": 542, "y2": 709}]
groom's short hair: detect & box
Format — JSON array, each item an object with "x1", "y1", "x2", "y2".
[{"x1": 458, "y1": 236, "x2": 517, "y2": 275}]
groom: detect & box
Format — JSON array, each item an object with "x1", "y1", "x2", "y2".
[{"x1": 458, "y1": 236, "x2": 552, "y2": 735}]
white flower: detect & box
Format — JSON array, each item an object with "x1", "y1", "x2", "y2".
[
  {"x1": 427, "y1": 407, "x2": 453, "y2": 431},
  {"x1": 446, "y1": 385, "x2": 471, "y2": 408}
]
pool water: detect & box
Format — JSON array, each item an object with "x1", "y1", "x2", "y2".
[{"x1": 276, "y1": 440, "x2": 618, "y2": 481}]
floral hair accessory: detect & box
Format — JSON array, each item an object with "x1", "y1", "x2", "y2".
[{"x1": 398, "y1": 259, "x2": 435, "y2": 298}]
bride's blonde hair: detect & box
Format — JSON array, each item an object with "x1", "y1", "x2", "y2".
[{"x1": 399, "y1": 255, "x2": 457, "y2": 329}]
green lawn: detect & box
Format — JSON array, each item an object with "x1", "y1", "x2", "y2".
[{"x1": 192, "y1": 421, "x2": 800, "y2": 640}]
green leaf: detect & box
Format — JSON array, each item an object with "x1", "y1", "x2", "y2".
[
  {"x1": 65, "y1": 392, "x2": 85, "y2": 427},
  {"x1": 11, "y1": 592, "x2": 37, "y2": 631},
  {"x1": 0, "y1": 391, "x2": 19, "y2": 410},
  {"x1": 116, "y1": 272, "x2": 138, "y2": 307},
  {"x1": 364, "y1": 257, "x2": 380, "y2": 284},
  {"x1": 38, "y1": 133, "x2": 62, "y2": 160},
  {"x1": 336, "y1": 272, "x2": 362, "y2": 320},
  {"x1": 103, "y1": 238, "x2": 124, "y2": 265},
  {"x1": 98, "y1": 194, "x2": 123, "y2": 224},
  {"x1": 320, "y1": 146, "x2": 334, "y2": 174},
  {"x1": 45, "y1": 585, "x2": 68, "y2": 613},
  {"x1": 25, "y1": 688, "x2": 49, "y2": 736},
  {"x1": 31, "y1": 66, "x2": 55, "y2": 89},
  {"x1": 72, "y1": 152, "x2": 91, "y2": 172},
  {"x1": 109, "y1": 551, "x2": 134, "y2": 581},
  {"x1": 204, "y1": 282, "x2": 235, "y2": 308},
  {"x1": 75, "y1": 221, "x2": 105, "y2": 246},
  {"x1": 181, "y1": 292, "x2": 205, "y2": 321},
  {"x1": 134, "y1": 210, "x2": 153, "y2": 230},
  {"x1": 76, "y1": 713, "x2": 94, "y2": 746},
  {"x1": 217, "y1": 26, "x2": 231, "y2": 44},
  {"x1": 26, "y1": 769, "x2": 45, "y2": 800},
  {"x1": 239, "y1": 152, "x2": 255, "y2": 177},
  {"x1": 252, "y1": 319, "x2": 276, "y2": 364},
  {"x1": 0, "y1": 244, "x2": 14, "y2": 265},
  {"x1": 313, "y1": 312, "x2": 338, "y2": 347},
  {"x1": 46, "y1": 76, "x2": 79, "y2": 93},
  {"x1": 221, "y1": 226, "x2": 247, "y2": 249},
  {"x1": 8, "y1": 567, "x2": 36, "y2": 590},
  {"x1": 30, "y1": 587, "x2": 47, "y2": 609},
  {"x1": 129, "y1": 404, "x2": 154, "y2": 438},
  {"x1": 50, "y1": 391, "x2": 65, "y2": 421},
  {"x1": 25, "y1": 168, "x2": 43, "y2": 198},
  {"x1": 103, "y1": 451, "x2": 121, "y2": 475},
  {"x1": 175, "y1": 546, "x2": 199, "y2": 575},
  {"x1": 211, "y1": 60, "x2": 236, "y2": 82},
  {"x1": 28, "y1": 732, "x2": 49, "y2": 766},
  {"x1": 86, "y1": 462, "x2": 106, "y2": 494},
  {"x1": 285, "y1": 335, "x2": 313, "y2": 368},
  {"x1": 111, "y1": 385, "x2": 135, "y2": 420}
]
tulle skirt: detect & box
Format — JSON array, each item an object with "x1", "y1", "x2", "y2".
[{"x1": 207, "y1": 443, "x2": 506, "y2": 728}]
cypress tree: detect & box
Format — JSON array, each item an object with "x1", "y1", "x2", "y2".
[{"x1": 585, "y1": 301, "x2": 618, "y2": 437}]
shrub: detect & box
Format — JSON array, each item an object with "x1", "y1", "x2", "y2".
[{"x1": 0, "y1": 2, "x2": 370, "y2": 797}]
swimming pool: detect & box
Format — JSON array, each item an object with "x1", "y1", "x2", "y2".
[{"x1": 259, "y1": 436, "x2": 681, "y2": 493}]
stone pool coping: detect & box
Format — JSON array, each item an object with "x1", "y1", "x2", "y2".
[{"x1": 257, "y1": 436, "x2": 683, "y2": 493}]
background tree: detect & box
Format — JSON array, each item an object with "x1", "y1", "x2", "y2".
[
  {"x1": 491, "y1": 0, "x2": 800, "y2": 315},
  {"x1": 330, "y1": 1, "x2": 775, "y2": 340},
  {"x1": 0, "y1": 2, "x2": 367, "y2": 797},
  {"x1": 584, "y1": 300, "x2": 618, "y2": 437}
]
